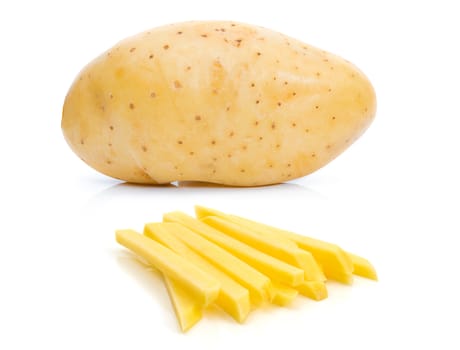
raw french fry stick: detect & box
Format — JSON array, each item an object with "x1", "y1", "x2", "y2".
[
  {"x1": 165, "y1": 211, "x2": 304, "y2": 286},
  {"x1": 295, "y1": 281, "x2": 328, "y2": 301},
  {"x1": 144, "y1": 223, "x2": 251, "y2": 323},
  {"x1": 271, "y1": 282, "x2": 299, "y2": 306},
  {"x1": 201, "y1": 216, "x2": 310, "y2": 271},
  {"x1": 163, "y1": 275, "x2": 203, "y2": 332},
  {"x1": 347, "y1": 252, "x2": 378, "y2": 280},
  {"x1": 162, "y1": 214, "x2": 273, "y2": 305},
  {"x1": 194, "y1": 217, "x2": 305, "y2": 287},
  {"x1": 115, "y1": 229, "x2": 220, "y2": 307},
  {"x1": 195, "y1": 205, "x2": 353, "y2": 284},
  {"x1": 195, "y1": 206, "x2": 326, "y2": 282}
]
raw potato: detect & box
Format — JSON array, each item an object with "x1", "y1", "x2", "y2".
[{"x1": 62, "y1": 21, "x2": 376, "y2": 186}]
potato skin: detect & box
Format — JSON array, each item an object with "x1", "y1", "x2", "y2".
[{"x1": 62, "y1": 21, "x2": 376, "y2": 186}]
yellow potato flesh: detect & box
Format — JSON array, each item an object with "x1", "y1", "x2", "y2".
[
  {"x1": 295, "y1": 281, "x2": 328, "y2": 301},
  {"x1": 347, "y1": 252, "x2": 378, "y2": 281},
  {"x1": 115, "y1": 229, "x2": 220, "y2": 307},
  {"x1": 271, "y1": 282, "x2": 299, "y2": 306},
  {"x1": 61, "y1": 21, "x2": 376, "y2": 186},
  {"x1": 195, "y1": 206, "x2": 326, "y2": 282},
  {"x1": 205, "y1": 210, "x2": 354, "y2": 284},
  {"x1": 162, "y1": 275, "x2": 202, "y2": 332},
  {"x1": 201, "y1": 216, "x2": 309, "y2": 271},
  {"x1": 161, "y1": 214, "x2": 273, "y2": 305},
  {"x1": 194, "y1": 217, "x2": 305, "y2": 287},
  {"x1": 144, "y1": 222, "x2": 251, "y2": 323}
]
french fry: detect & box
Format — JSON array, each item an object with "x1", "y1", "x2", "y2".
[
  {"x1": 144, "y1": 222, "x2": 251, "y2": 323},
  {"x1": 116, "y1": 229, "x2": 220, "y2": 307}
]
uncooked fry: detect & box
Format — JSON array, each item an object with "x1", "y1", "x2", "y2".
[
  {"x1": 162, "y1": 214, "x2": 273, "y2": 305},
  {"x1": 195, "y1": 205, "x2": 352, "y2": 284},
  {"x1": 163, "y1": 275, "x2": 202, "y2": 332},
  {"x1": 144, "y1": 222, "x2": 251, "y2": 323},
  {"x1": 195, "y1": 206, "x2": 326, "y2": 282},
  {"x1": 271, "y1": 282, "x2": 299, "y2": 306},
  {"x1": 347, "y1": 252, "x2": 378, "y2": 280},
  {"x1": 295, "y1": 281, "x2": 328, "y2": 301},
  {"x1": 115, "y1": 229, "x2": 220, "y2": 307},
  {"x1": 201, "y1": 216, "x2": 309, "y2": 270}
]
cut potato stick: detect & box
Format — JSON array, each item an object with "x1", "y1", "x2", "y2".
[
  {"x1": 162, "y1": 213, "x2": 273, "y2": 305},
  {"x1": 165, "y1": 212, "x2": 304, "y2": 287},
  {"x1": 197, "y1": 218, "x2": 306, "y2": 287},
  {"x1": 271, "y1": 282, "x2": 299, "y2": 306},
  {"x1": 295, "y1": 281, "x2": 328, "y2": 301},
  {"x1": 347, "y1": 252, "x2": 378, "y2": 280},
  {"x1": 163, "y1": 275, "x2": 203, "y2": 332},
  {"x1": 201, "y1": 216, "x2": 310, "y2": 270},
  {"x1": 144, "y1": 223, "x2": 251, "y2": 323},
  {"x1": 195, "y1": 206, "x2": 352, "y2": 284},
  {"x1": 116, "y1": 229, "x2": 220, "y2": 307},
  {"x1": 195, "y1": 206, "x2": 326, "y2": 282}
]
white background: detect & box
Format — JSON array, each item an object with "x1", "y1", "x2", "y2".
[{"x1": 1, "y1": 0, "x2": 459, "y2": 349}]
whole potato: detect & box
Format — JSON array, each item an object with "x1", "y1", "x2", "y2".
[{"x1": 62, "y1": 21, "x2": 376, "y2": 186}]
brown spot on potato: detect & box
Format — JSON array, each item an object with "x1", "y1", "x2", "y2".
[
  {"x1": 129, "y1": 47, "x2": 136, "y2": 53},
  {"x1": 201, "y1": 34, "x2": 208, "y2": 38},
  {"x1": 229, "y1": 131, "x2": 235, "y2": 137},
  {"x1": 227, "y1": 153, "x2": 232, "y2": 158},
  {"x1": 255, "y1": 100, "x2": 260, "y2": 104},
  {"x1": 149, "y1": 54, "x2": 154, "y2": 59},
  {"x1": 150, "y1": 92, "x2": 156, "y2": 98},
  {"x1": 109, "y1": 93, "x2": 113, "y2": 99},
  {"x1": 240, "y1": 169, "x2": 245, "y2": 173},
  {"x1": 271, "y1": 122, "x2": 276, "y2": 129},
  {"x1": 176, "y1": 31, "x2": 183, "y2": 35},
  {"x1": 189, "y1": 151, "x2": 195, "y2": 155},
  {"x1": 194, "y1": 115, "x2": 201, "y2": 121},
  {"x1": 80, "y1": 139, "x2": 84, "y2": 145},
  {"x1": 141, "y1": 145, "x2": 147, "y2": 152},
  {"x1": 292, "y1": 92, "x2": 297, "y2": 96},
  {"x1": 250, "y1": 82, "x2": 255, "y2": 87},
  {"x1": 211, "y1": 140, "x2": 216, "y2": 145},
  {"x1": 315, "y1": 105, "x2": 319, "y2": 109},
  {"x1": 331, "y1": 116, "x2": 336, "y2": 120},
  {"x1": 277, "y1": 102, "x2": 282, "y2": 107},
  {"x1": 108, "y1": 143, "x2": 112, "y2": 147},
  {"x1": 129, "y1": 103, "x2": 135, "y2": 109},
  {"x1": 256, "y1": 52, "x2": 262, "y2": 56},
  {"x1": 163, "y1": 44, "x2": 170, "y2": 50},
  {"x1": 109, "y1": 125, "x2": 114, "y2": 130},
  {"x1": 174, "y1": 80, "x2": 182, "y2": 88},
  {"x1": 177, "y1": 140, "x2": 183, "y2": 145},
  {"x1": 106, "y1": 160, "x2": 112, "y2": 165},
  {"x1": 233, "y1": 39, "x2": 242, "y2": 47},
  {"x1": 258, "y1": 136, "x2": 263, "y2": 141},
  {"x1": 292, "y1": 122, "x2": 297, "y2": 127}
]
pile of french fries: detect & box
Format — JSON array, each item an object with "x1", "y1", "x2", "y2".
[{"x1": 116, "y1": 206, "x2": 377, "y2": 331}]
